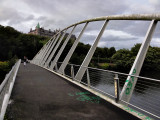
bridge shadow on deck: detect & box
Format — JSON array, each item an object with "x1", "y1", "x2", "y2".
[{"x1": 6, "y1": 63, "x2": 139, "y2": 120}]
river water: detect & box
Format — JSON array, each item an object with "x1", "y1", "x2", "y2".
[
  {"x1": 85, "y1": 70, "x2": 160, "y2": 120},
  {"x1": 64, "y1": 65, "x2": 160, "y2": 120}
]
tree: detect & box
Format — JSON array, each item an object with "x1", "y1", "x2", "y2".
[
  {"x1": 108, "y1": 47, "x2": 116, "y2": 57},
  {"x1": 0, "y1": 25, "x2": 49, "y2": 60},
  {"x1": 131, "y1": 44, "x2": 141, "y2": 56}
]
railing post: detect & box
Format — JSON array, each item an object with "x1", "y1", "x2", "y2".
[
  {"x1": 87, "y1": 68, "x2": 90, "y2": 87},
  {"x1": 114, "y1": 74, "x2": 120, "y2": 103},
  {"x1": 55, "y1": 63, "x2": 58, "y2": 72},
  {"x1": 71, "y1": 65, "x2": 74, "y2": 80}
]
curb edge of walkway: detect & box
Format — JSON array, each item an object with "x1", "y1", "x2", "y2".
[{"x1": 36, "y1": 64, "x2": 153, "y2": 120}]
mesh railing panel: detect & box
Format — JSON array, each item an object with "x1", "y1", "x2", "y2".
[{"x1": 57, "y1": 62, "x2": 160, "y2": 119}]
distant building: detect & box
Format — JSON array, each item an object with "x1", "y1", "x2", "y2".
[
  {"x1": 28, "y1": 23, "x2": 59, "y2": 37},
  {"x1": 28, "y1": 23, "x2": 76, "y2": 40}
]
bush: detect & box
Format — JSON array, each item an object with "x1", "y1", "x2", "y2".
[
  {"x1": 99, "y1": 63, "x2": 109, "y2": 69},
  {"x1": 0, "y1": 56, "x2": 17, "y2": 83},
  {"x1": 0, "y1": 61, "x2": 10, "y2": 83},
  {"x1": 0, "y1": 61, "x2": 10, "y2": 72}
]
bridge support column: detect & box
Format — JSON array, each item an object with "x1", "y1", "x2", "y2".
[
  {"x1": 58, "y1": 22, "x2": 89, "y2": 74},
  {"x1": 41, "y1": 33, "x2": 61, "y2": 66},
  {"x1": 49, "y1": 25, "x2": 77, "y2": 70},
  {"x1": 35, "y1": 39, "x2": 53, "y2": 65},
  {"x1": 44, "y1": 30, "x2": 67, "y2": 68},
  {"x1": 120, "y1": 20, "x2": 158, "y2": 104},
  {"x1": 39, "y1": 36, "x2": 57, "y2": 65},
  {"x1": 37, "y1": 38, "x2": 54, "y2": 65},
  {"x1": 75, "y1": 20, "x2": 109, "y2": 82}
]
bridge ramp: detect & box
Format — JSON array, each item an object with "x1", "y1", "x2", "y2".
[{"x1": 6, "y1": 63, "x2": 139, "y2": 120}]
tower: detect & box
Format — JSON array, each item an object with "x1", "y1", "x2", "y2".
[{"x1": 35, "y1": 23, "x2": 40, "y2": 35}]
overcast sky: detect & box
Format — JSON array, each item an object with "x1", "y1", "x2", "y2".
[{"x1": 0, "y1": 0, "x2": 160, "y2": 49}]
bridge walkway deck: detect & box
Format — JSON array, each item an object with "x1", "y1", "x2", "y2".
[{"x1": 6, "y1": 63, "x2": 139, "y2": 120}]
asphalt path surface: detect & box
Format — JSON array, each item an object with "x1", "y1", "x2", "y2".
[{"x1": 6, "y1": 63, "x2": 140, "y2": 120}]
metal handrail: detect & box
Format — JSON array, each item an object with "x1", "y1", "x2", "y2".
[
  {"x1": 58, "y1": 62, "x2": 160, "y2": 82},
  {"x1": 0, "y1": 59, "x2": 21, "y2": 120},
  {"x1": 0, "y1": 68, "x2": 13, "y2": 93},
  {"x1": 53, "y1": 62, "x2": 160, "y2": 119}
]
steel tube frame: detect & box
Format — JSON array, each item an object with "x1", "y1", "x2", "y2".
[
  {"x1": 31, "y1": 15, "x2": 160, "y2": 115},
  {"x1": 44, "y1": 30, "x2": 67, "y2": 68},
  {"x1": 49, "y1": 25, "x2": 77, "y2": 70},
  {"x1": 32, "y1": 14, "x2": 160, "y2": 66},
  {"x1": 34, "y1": 40, "x2": 52, "y2": 64},
  {"x1": 49, "y1": 14, "x2": 160, "y2": 37},
  {"x1": 32, "y1": 38, "x2": 52, "y2": 64},
  {"x1": 41, "y1": 33, "x2": 61, "y2": 66},
  {"x1": 37, "y1": 39, "x2": 53, "y2": 64},
  {"x1": 39, "y1": 36, "x2": 57, "y2": 64},
  {"x1": 75, "y1": 20, "x2": 109, "y2": 81},
  {"x1": 58, "y1": 22, "x2": 89, "y2": 74},
  {"x1": 120, "y1": 20, "x2": 158, "y2": 103}
]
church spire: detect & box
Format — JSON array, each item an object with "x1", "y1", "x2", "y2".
[{"x1": 36, "y1": 23, "x2": 40, "y2": 29}]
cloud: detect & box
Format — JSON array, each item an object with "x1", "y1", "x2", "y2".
[
  {"x1": 103, "y1": 30, "x2": 136, "y2": 39},
  {"x1": 149, "y1": 0, "x2": 160, "y2": 6},
  {"x1": 19, "y1": 0, "x2": 129, "y2": 30},
  {"x1": 0, "y1": 0, "x2": 160, "y2": 49},
  {"x1": 84, "y1": 29, "x2": 137, "y2": 40},
  {"x1": 151, "y1": 38, "x2": 160, "y2": 47},
  {"x1": 97, "y1": 36, "x2": 143, "y2": 49}
]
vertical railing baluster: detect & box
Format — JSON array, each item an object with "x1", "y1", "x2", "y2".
[
  {"x1": 87, "y1": 68, "x2": 90, "y2": 87},
  {"x1": 114, "y1": 74, "x2": 120, "y2": 103},
  {"x1": 71, "y1": 65, "x2": 74, "y2": 80},
  {"x1": 55, "y1": 63, "x2": 58, "y2": 72}
]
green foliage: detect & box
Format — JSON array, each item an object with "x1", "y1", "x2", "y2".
[
  {"x1": 93, "y1": 47, "x2": 116, "y2": 58},
  {"x1": 131, "y1": 44, "x2": 141, "y2": 56},
  {"x1": 111, "y1": 44, "x2": 160, "y2": 74},
  {"x1": 0, "y1": 25, "x2": 49, "y2": 82},
  {"x1": 16, "y1": 34, "x2": 46, "y2": 59},
  {"x1": 0, "y1": 61, "x2": 9, "y2": 72},
  {"x1": 143, "y1": 46, "x2": 160, "y2": 71},
  {"x1": 99, "y1": 63, "x2": 109, "y2": 69},
  {"x1": 69, "y1": 43, "x2": 91, "y2": 64},
  {"x1": 0, "y1": 25, "x2": 49, "y2": 61},
  {"x1": 1, "y1": 24, "x2": 160, "y2": 79},
  {"x1": 0, "y1": 56, "x2": 18, "y2": 83},
  {"x1": 0, "y1": 61, "x2": 10, "y2": 83}
]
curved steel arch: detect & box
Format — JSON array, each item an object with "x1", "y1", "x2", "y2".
[
  {"x1": 58, "y1": 14, "x2": 160, "y2": 32},
  {"x1": 31, "y1": 14, "x2": 159, "y2": 104}
]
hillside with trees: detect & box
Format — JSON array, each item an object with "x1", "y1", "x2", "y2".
[
  {"x1": 1, "y1": 24, "x2": 160, "y2": 83},
  {"x1": 0, "y1": 25, "x2": 49, "y2": 83}
]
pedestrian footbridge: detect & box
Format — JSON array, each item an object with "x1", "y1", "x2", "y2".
[{"x1": 1, "y1": 14, "x2": 160, "y2": 120}]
